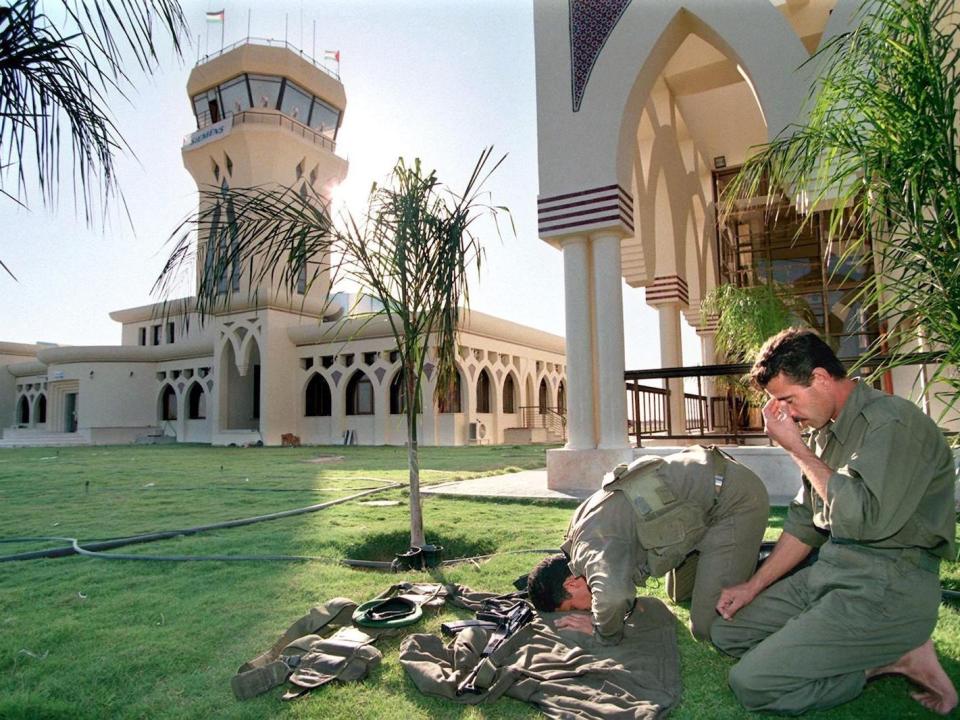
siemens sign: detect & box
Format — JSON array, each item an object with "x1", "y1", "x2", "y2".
[{"x1": 184, "y1": 118, "x2": 232, "y2": 149}]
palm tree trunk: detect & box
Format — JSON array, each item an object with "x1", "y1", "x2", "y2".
[{"x1": 405, "y1": 364, "x2": 425, "y2": 547}]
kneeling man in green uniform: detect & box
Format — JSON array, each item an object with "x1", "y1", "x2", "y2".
[
  {"x1": 711, "y1": 328, "x2": 957, "y2": 715},
  {"x1": 527, "y1": 445, "x2": 769, "y2": 643}
]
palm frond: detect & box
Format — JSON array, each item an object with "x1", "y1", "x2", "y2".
[
  {"x1": 721, "y1": 0, "x2": 960, "y2": 426},
  {"x1": 0, "y1": 0, "x2": 187, "y2": 278}
]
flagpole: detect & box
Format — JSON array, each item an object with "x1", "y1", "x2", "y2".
[
  {"x1": 247, "y1": 8, "x2": 251, "y2": 41},
  {"x1": 221, "y1": 13, "x2": 225, "y2": 50}
]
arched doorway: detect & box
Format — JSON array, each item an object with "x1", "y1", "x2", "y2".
[
  {"x1": 220, "y1": 338, "x2": 261, "y2": 430},
  {"x1": 159, "y1": 385, "x2": 177, "y2": 421}
]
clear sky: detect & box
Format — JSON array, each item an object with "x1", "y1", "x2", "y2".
[{"x1": 1, "y1": 0, "x2": 702, "y2": 370}]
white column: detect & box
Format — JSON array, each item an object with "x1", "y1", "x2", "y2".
[
  {"x1": 657, "y1": 303, "x2": 686, "y2": 435},
  {"x1": 591, "y1": 233, "x2": 628, "y2": 449},
  {"x1": 561, "y1": 237, "x2": 596, "y2": 450}
]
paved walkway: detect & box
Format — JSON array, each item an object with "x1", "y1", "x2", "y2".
[
  {"x1": 422, "y1": 469, "x2": 591, "y2": 502},
  {"x1": 422, "y1": 468, "x2": 797, "y2": 506}
]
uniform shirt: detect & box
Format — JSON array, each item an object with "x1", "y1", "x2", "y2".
[
  {"x1": 783, "y1": 381, "x2": 956, "y2": 560},
  {"x1": 562, "y1": 488, "x2": 644, "y2": 645},
  {"x1": 561, "y1": 447, "x2": 753, "y2": 644}
]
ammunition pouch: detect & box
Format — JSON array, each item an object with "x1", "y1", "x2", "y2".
[{"x1": 604, "y1": 455, "x2": 709, "y2": 577}]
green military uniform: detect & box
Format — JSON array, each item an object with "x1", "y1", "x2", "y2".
[
  {"x1": 711, "y1": 382, "x2": 957, "y2": 714},
  {"x1": 562, "y1": 445, "x2": 769, "y2": 643}
]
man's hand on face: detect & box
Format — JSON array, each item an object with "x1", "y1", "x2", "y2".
[
  {"x1": 715, "y1": 581, "x2": 759, "y2": 620},
  {"x1": 762, "y1": 398, "x2": 804, "y2": 452},
  {"x1": 555, "y1": 613, "x2": 593, "y2": 634}
]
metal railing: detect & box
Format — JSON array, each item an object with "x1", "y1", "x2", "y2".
[
  {"x1": 196, "y1": 37, "x2": 340, "y2": 80},
  {"x1": 519, "y1": 405, "x2": 567, "y2": 441},
  {"x1": 626, "y1": 362, "x2": 772, "y2": 447},
  {"x1": 624, "y1": 352, "x2": 945, "y2": 447},
  {"x1": 183, "y1": 110, "x2": 336, "y2": 152}
]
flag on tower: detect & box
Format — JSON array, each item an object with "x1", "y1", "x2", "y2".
[
  {"x1": 206, "y1": 10, "x2": 224, "y2": 23},
  {"x1": 324, "y1": 49, "x2": 340, "y2": 63}
]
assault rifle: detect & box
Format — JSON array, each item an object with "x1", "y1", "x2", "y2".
[{"x1": 456, "y1": 600, "x2": 534, "y2": 696}]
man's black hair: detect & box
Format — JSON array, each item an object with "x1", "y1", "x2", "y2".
[
  {"x1": 750, "y1": 327, "x2": 846, "y2": 389},
  {"x1": 527, "y1": 553, "x2": 573, "y2": 611}
]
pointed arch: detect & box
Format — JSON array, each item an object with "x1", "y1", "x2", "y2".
[
  {"x1": 389, "y1": 370, "x2": 409, "y2": 416},
  {"x1": 158, "y1": 384, "x2": 178, "y2": 421},
  {"x1": 187, "y1": 382, "x2": 207, "y2": 420},
  {"x1": 437, "y1": 366, "x2": 465, "y2": 414},
  {"x1": 614, "y1": 4, "x2": 811, "y2": 186},
  {"x1": 557, "y1": 380, "x2": 567, "y2": 415},
  {"x1": 17, "y1": 395, "x2": 29, "y2": 425},
  {"x1": 34, "y1": 394, "x2": 47, "y2": 424},
  {"x1": 538, "y1": 377, "x2": 550, "y2": 413},
  {"x1": 502, "y1": 371, "x2": 519, "y2": 414},
  {"x1": 345, "y1": 370, "x2": 374, "y2": 416},
  {"x1": 475, "y1": 367, "x2": 493, "y2": 414},
  {"x1": 305, "y1": 373, "x2": 332, "y2": 417}
]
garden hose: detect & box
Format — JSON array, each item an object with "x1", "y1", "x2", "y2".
[
  {"x1": 0, "y1": 478, "x2": 561, "y2": 569},
  {"x1": 0, "y1": 480, "x2": 402, "y2": 563}
]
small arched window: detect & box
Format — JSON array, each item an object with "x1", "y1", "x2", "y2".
[
  {"x1": 160, "y1": 385, "x2": 177, "y2": 421},
  {"x1": 502, "y1": 375, "x2": 516, "y2": 414},
  {"x1": 17, "y1": 396, "x2": 29, "y2": 425},
  {"x1": 538, "y1": 378, "x2": 549, "y2": 414},
  {"x1": 305, "y1": 374, "x2": 332, "y2": 417},
  {"x1": 188, "y1": 383, "x2": 207, "y2": 420},
  {"x1": 346, "y1": 372, "x2": 374, "y2": 416},
  {"x1": 389, "y1": 372, "x2": 406, "y2": 415},
  {"x1": 476, "y1": 369, "x2": 492, "y2": 413},
  {"x1": 437, "y1": 370, "x2": 463, "y2": 414}
]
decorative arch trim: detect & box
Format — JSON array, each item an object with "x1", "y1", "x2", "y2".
[{"x1": 570, "y1": 0, "x2": 634, "y2": 112}]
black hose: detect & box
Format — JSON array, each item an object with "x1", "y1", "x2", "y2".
[{"x1": 0, "y1": 481, "x2": 401, "y2": 563}]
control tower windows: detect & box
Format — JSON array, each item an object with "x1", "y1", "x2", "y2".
[
  {"x1": 248, "y1": 74, "x2": 282, "y2": 109},
  {"x1": 281, "y1": 81, "x2": 312, "y2": 123},
  {"x1": 309, "y1": 98, "x2": 339, "y2": 137},
  {"x1": 219, "y1": 75, "x2": 251, "y2": 115}
]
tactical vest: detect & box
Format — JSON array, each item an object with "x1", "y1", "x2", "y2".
[{"x1": 602, "y1": 446, "x2": 727, "y2": 577}]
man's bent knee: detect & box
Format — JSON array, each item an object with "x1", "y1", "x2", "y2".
[
  {"x1": 690, "y1": 611, "x2": 716, "y2": 642},
  {"x1": 709, "y1": 617, "x2": 744, "y2": 656},
  {"x1": 727, "y1": 657, "x2": 782, "y2": 712}
]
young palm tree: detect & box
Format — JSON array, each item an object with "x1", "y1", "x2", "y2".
[
  {"x1": 340, "y1": 150, "x2": 507, "y2": 547},
  {"x1": 722, "y1": 0, "x2": 960, "y2": 420},
  {"x1": 0, "y1": 0, "x2": 188, "y2": 277},
  {"x1": 156, "y1": 148, "x2": 509, "y2": 549}
]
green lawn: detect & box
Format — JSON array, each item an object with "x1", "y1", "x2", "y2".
[{"x1": 0, "y1": 444, "x2": 957, "y2": 719}]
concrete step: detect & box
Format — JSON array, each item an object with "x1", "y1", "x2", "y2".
[{"x1": 0, "y1": 429, "x2": 91, "y2": 448}]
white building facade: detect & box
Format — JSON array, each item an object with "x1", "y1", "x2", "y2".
[{"x1": 1, "y1": 41, "x2": 566, "y2": 448}]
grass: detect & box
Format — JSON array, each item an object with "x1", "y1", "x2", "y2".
[{"x1": 0, "y1": 444, "x2": 957, "y2": 719}]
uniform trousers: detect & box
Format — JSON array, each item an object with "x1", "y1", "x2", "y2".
[{"x1": 710, "y1": 541, "x2": 940, "y2": 714}]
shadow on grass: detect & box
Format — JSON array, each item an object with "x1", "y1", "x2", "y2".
[{"x1": 344, "y1": 529, "x2": 497, "y2": 562}]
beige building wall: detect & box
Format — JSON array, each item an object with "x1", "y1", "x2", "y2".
[{"x1": 0, "y1": 343, "x2": 43, "y2": 428}]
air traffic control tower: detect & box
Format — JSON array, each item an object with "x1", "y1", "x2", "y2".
[
  {"x1": 179, "y1": 42, "x2": 348, "y2": 444},
  {"x1": 182, "y1": 41, "x2": 347, "y2": 311}
]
